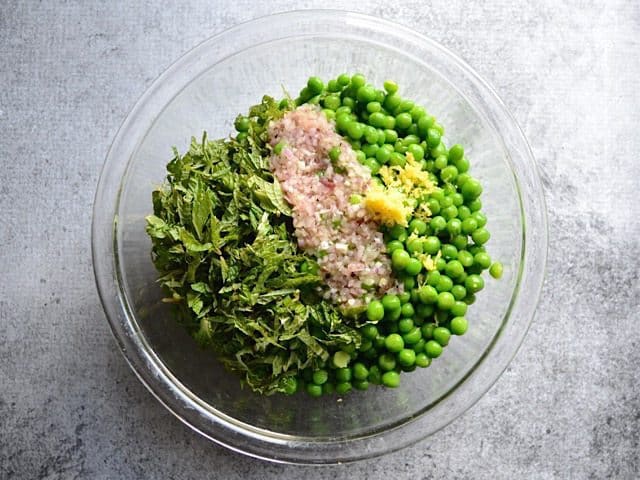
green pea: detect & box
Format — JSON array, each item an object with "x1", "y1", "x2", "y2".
[
  {"x1": 367, "y1": 300, "x2": 385, "y2": 321},
  {"x1": 406, "y1": 238, "x2": 423, "y2": 255},
  {"x1": 391, "y1": 250, "x2": 410, "y2": 272},
  {"x1": 364, "y1": 125, "x2": 379, "y2": 144},
  {"x1": 408, "y1": 218, "x2": 428, "y2": 235},
  {"x1": 472, "y1": 211, "x2": 487, "y2": 228},
  {"x1": 337, "y1": 73, "x2": 351, "y2": 86},
  {"x1": 323, "y1": 109, "x2": 336, "y2": 120},
  {"x1": 457, "y1": 250, "x2": 474, "y2": 267},
  {"x1": 457, "y1": 205, "x2": 471, "y2": 220},
  {"x1": 379, "y1": 352, "x2": 397, "y2": 371},
  {"x1": 423, "y1": 236, "x2": 441, "y2": 254},
  {"x1": 323, "y1": 94, "x2": 342, "y2": 111},
  {"x1": 312, "y1": 369, "x2": 329, "y2": 385},
  {"x1": 427, "y1": 128, "x2": 442, "y2": 148},
  {"x1": 425, "y1": 340, "x2": 443, "y2": 358},
  {"x1": 382, "y1": 294, "x2": 402, "y2": 312},
  {"x1": 335, "y1": 381, "x2": 352, "y2": 395},
  {"x1": 437, "y1": 292, "x2": 455, "y2": 310},
  {"x1": 436, "y1": 257, "x2": 447, "y2": 271},
  {"x1": 455, "y1": 156, "x2": 470, "y2": 173},
  {"x1": 472, "y1": 228, "x2": 490, "y2": 245},
  {"x1": 357, "y1": 85, "x2": 376, "y2": 103},
  {"x1": 336, "y1": 113, "x2": 351, "y2": 132},
  {"x1": 352, "y1": 362, "x2": 369, "y2": 381},
  {"x1": 426, "y1": 270, "x2": 441, "y2": 287},
  {"x1": 234, "y1": 116, "x2": 250, "y2": 132},
  {"x1": 448, "y1": 144, "x2": 464, "y2": 162},
  {"x1": 389, "y1": 152, "x2": 406, "y2": 167},
  {"x1": 395, "y1": 112, "x2": 412, "y2": 130},
  {"x1": 415, "y1": 352, "x2": 431, "y2": 368},
  {"x1": 368, "y1": 111, "x2": 386, "y2": 128},
  {"x1": 442, "y1": 205, "x2": 458, "y2": 220},
  {"x1": 451, "y1": 284, "x2": 467, "y2": 300},
  {"x1": 451, "y1": 300, "x2": 468, "y2": 317},
  {"x1": 383, "y1": 115, "x2": 396, "y2": 130},
  {"x1": 347, "y1": 122, "x2": 365, "y2": 140},
  {"x1": 398, "y1": 349, "x2": 416, "y2": 367},
  {"x1": 447, "y1": 218, "x2": 462, "y2": 236},
  {"x1": 452, "y1": 235, "x2": 468, "y2": 251},
  {"x1": 353, "y1": 380, "x2": 369, "y2": 391},
  {"x1": 402, "y1": 327, "x2": 422, "y2": 345},
  {"x1": 407, "y1": 143, "x2": 425, "y2": 161},
  {"x1": 382, "y1": 371, "x2": 400, "y2": 388},
  {"x1": 363, "y1": 157, "x2": 381, "y2": 174},
  {"x1": 360, "y1": 339, "x2": 373, "y2": 352},
  {"x1": 410, "y1": 106, "x2": 426, "y2": 121},
  {"x1": 442, "y1": 244, "x2": 458, "y2": 260},
  {"x1": 351, "y1": 73, "x2": 366, "y2": 88},
  {"x1": 328, "y1": 146, "x2": 341, "y2": 162},
  {"x1": 436, "y1": 274, "x2": 453, "y2": 292},
  {"x1": 387, "y1": 240, "x2": 404, "y2": 254},
  {"x1": 430, "y1": 216, "x2": 446, "y2": 232},
  {"x1": 467, "y1": 198, "x2": 482, "y2": 212},
  {"x1": 404, "y1": 258, "x2": 423, "y2": 276},
  {"x1": 362, "y1": 142, "x2": 379, "y2": 158},
  {"x1": 375, "y1": 144, "x2": 393, "y2": 164},
  {"x1": 433, "y1": 326, "x2": 451, "y2": 346},
  {"x1": 342, "y1": 96, "x2": 356, "y2": 108},
  {"x1": 461, "y1": 217, "x2": 478, "y2": 234},
  {"x1": 421, "y1": 323, "x2": 435, "y2": 339},
  {"x1": 445, "y1": 260, "x2": 464, "y2": 278},
  {"x1": 307, "y1": 76, "x2": 324, "y2": 94},
  {"x1": 441, "y1": 165, "x2": 458, "y2": 183},
  {"x1": 399, "y1": 291, "x2": 412, "y2": 304},
  {"x1": 367, "y1": 101, "x2": 382, "y2": 113},
  {"x1": 384, "y1": 129, "x2": 398, "y2": 144},
  {"x1": 306, "y1": 383, "x2": 323, "y2": 397},
  {"x1": 490, "y1": 262, "x2": 504, "y2": 279},
  {"x1": 417, "y1": 114, "x2": 435, "y2": 138},
  {"x1": 327, "y1": 79, "x2": 341, "y2": 92},
  {"x1": 450, "y1": 316, "x2": 468, "y2": 335},
  {"x1": 368, "y1": 365, "x2": 382, "y2": 384},
  {"x1": 430, "y1": 142, "x2": 447, "y2": 158},
  {"x1": 361, "y1": 324, "x2": 379, "y2": 340},
  {"x1": 274, "y1": 141, "x2": 286, "y2": 155},
  {"x1": 335, "y1": 367, "x2": 352, "y2": 383},
  {"x1": 401, "y1": 302, "x2": 415, "y2": 318},
  {"x1": 474, "y1": 252, "x2": 492, "y2": 269},
  {"x1": 355, "y1": 150, "x2": 366, "y2": 163},
  {"x1": 398, "y1": 317, "x2": 414, "y2": 334},
  {"x1": 465, "y1": 274, "x2": 485, "y2": 293},
  {"x1": 434, "y1": 155, "x2": 448, "y2": 170},
  {"x1": 418, "y1": 285, "x2": 438, "y2": 304},
  {"x1": 461, "y1": 178, "x2": 483, "y2": 199},
  {"x1": 385, "y1": 333, "x2": 405, "y2": 353},
  {"x1": 384, "y1": 93, "x2": 401, "y2": 111},
  {"x1": 383, "y1": 80, "x2": 399, "y2": 94},
  {"x1": 464, "y1": 293, "x2": 476, "y2": 305}
]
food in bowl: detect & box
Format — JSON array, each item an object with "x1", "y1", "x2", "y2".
[{"x1": 145, "y1": 74, "x2": 503, "y2": 397}]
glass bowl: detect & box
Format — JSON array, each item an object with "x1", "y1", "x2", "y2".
[{"x1": 92, "y1": 10, "x2": 547, "y2": 464}]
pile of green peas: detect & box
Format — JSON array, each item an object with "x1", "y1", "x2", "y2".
[{"x1": 282, "y1": 74, "x2": 503, "y2": 396}]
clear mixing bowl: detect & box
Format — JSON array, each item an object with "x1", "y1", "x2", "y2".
[{"x1": 92, "y1": 10, "x2": 547, "y2": 464}]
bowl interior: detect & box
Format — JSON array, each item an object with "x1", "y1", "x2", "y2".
[{"x1": 115, "y1": 35, "x2": 522, "y2": 440}]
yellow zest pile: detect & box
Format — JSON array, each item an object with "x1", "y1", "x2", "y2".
[{"x1": 364, "y1": 153, "x2": 439, "y2": 227}]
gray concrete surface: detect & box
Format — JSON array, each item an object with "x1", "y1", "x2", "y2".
[{"x1": 1, "y1": 1, "x2": 639, "y2": 478}]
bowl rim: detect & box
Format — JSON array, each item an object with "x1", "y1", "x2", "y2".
[{"x1": 92, "y1": 9, "x2": 548, "y2": 464}]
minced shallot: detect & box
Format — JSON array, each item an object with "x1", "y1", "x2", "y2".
[{"x1": 268, "y1": 106, "x2": 401, "y2": 308}]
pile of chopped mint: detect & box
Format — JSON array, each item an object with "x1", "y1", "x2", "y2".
[{"x1": 145, "y1": 96, "x2": 361, "y2": 395}]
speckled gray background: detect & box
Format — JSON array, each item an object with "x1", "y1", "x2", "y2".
[{"x1": 1, "y1": 1, "x2": 639, "y2": 478}]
